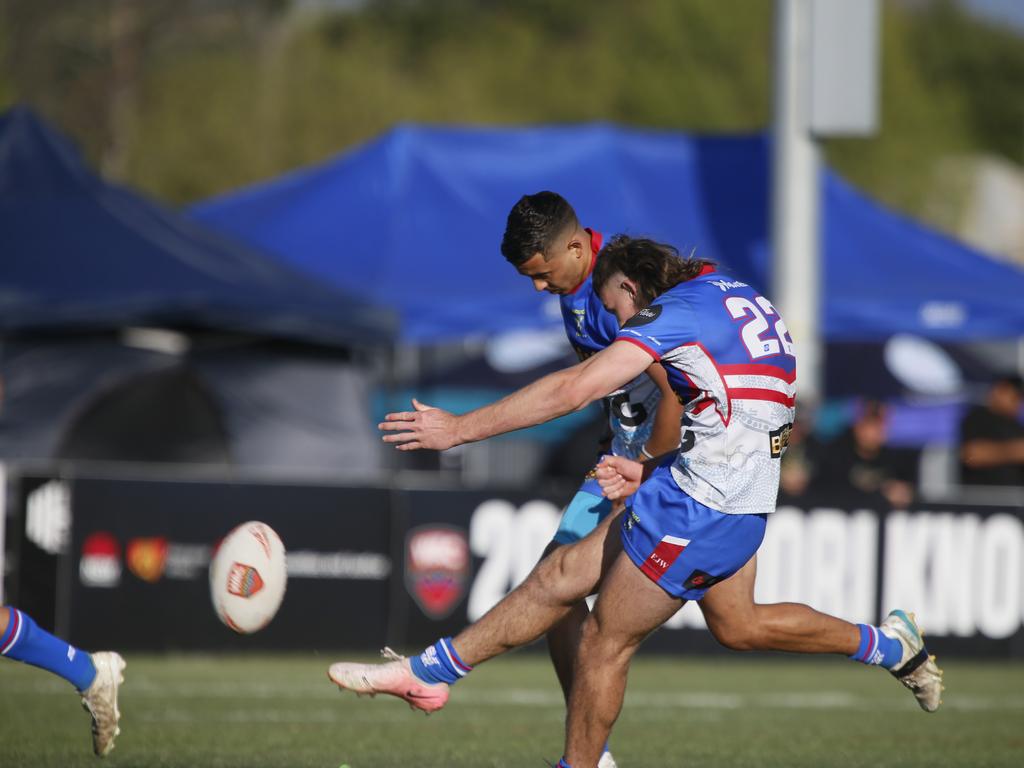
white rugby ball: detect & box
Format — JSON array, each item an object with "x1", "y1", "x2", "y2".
[{"x1": 209, "y1": 521, "x2": 287, "y2": 634}]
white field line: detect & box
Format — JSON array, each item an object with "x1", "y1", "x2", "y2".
[{"x1": 3, "y1": 678, "x2": 1022, "y2": 713}]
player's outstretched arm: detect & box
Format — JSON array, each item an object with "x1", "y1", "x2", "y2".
[{"x1": 379, "y1": 340, "x2": 654, "y2": 451}]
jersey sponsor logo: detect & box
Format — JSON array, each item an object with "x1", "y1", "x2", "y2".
[
  {"x1": 769, "y1": 422, "x2": 793, "y2": 458},
  {"x1": 571, "y1": 308, "x2": 587, "y2": 337},
  {"x1": 710, "y1": 278, "x2": 748, "y2": 292},
  {"x1": 682, "y1": 568, "x2": 724, "y2": 592},
  {"x1": 405, "y1": 525, "x2": 470, "y2": 619},
  {"x1": 623, "y1": 304, "x2": 663, "y2": 328},
  {"x1": 639, "y1": 534, "x2": 690, "y2": 582},
  {"x1": 624, "y1": 507, "x2": 641, "y2": 531}
]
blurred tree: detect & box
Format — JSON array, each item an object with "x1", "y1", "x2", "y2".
[
  {"x1": 912, "y1": 0, "x2": 1024, "y2": 164},
  {"x1": 1, "y1": 0, "x2": 1020, "y2": 238}
]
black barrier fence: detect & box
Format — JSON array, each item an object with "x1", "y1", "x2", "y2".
[{"x1": 3, "y1": 471, "x2": 1023, "y2": 656}]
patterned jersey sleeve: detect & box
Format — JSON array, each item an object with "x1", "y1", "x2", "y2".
[{"x1": 613, "y1": 296, "x2": 700, "y2": 360}]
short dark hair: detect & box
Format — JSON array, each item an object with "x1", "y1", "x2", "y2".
[
  {"x1": 592, "y1": 234, "x2": 714, "y2": 307},
  {"x1": 500, "y1": 191, "x2": 579, "y2": 266}
]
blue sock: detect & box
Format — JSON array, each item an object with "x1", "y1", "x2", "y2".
[
  {"x1": 1, "y1": 608, "x2": 97, "y2": 691},
  {"x1": 409, "y1": 637, "x2": 472, "y2": 685},
  {"x1": 556, "y1": 760, "x2": 573, "y2": 768},
  {"x1": 849, "y1": 623, "x2": 903, "y2": 669}
]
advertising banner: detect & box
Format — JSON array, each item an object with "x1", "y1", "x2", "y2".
[
  {"x1": 639, "y1": 496, "x2": 1024, "y2": 656},
  {"x1": 7, "y1": 470, "x2": 1020, "y2": 656},
  {"x1": 406, "y1": 491, "x2": 1024, "y2": 658},
  {"x1": 69, "y1": 478, "x2": 393, "y2": 650}
]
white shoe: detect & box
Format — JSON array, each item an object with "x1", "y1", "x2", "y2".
[
  {"x1": 81, "y1": 651, "x2": 126, "y2": 756},
  {"x1": 328, "y1": 647, "x2": 450, "y2": 714},
  {"x1": 880, "y1": 610, "x2": 943, "y2": 712},
  {"x1": 598, "y1": 751, "x2": 619, "y2": 768}
]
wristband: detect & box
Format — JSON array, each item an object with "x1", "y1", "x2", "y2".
[{"x1": 639, "y1": 444, "x2": 656, "y2": 461}]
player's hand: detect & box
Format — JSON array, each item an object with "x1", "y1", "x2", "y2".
[
  {"x1": 595, "y1": 455, "x2": 643, "y2": 499},
  {"x1": 378, "y1": 398, "x2": 461, "y2": 451}
]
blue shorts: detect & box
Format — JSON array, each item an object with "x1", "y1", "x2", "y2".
[
  {"x1": 620, "y1": 463, "x2": 766, "y2": 601},
  {"x1": 552, "y1": 474, "x2": 614, "y2": 545}
]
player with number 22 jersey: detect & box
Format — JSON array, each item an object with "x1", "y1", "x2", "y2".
[{"x1": 610, "y1": 264, "x2": 796, "y2": 600}]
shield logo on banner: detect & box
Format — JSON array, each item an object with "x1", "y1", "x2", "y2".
[
  {"x1": 126, "y1": 537, "x2": 169, "y2": 583},
  {"x1": 405, "y1": 525, "x2": 470, "y2": 619}
]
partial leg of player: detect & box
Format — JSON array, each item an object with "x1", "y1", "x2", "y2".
[
  {"x1": 81, "y1": 651, "x2": 127, "y2": 756},
  {"x1": 699, "y1": 558, "x2": 943, "y2": 711},
  {"x1": 328, "y1": 511, "x2": 623, "y2": 712},
  {"x1": 1, "y1": 606, "x2": 126, "y2": 756},
  {"x1": 880, "y1": 609, "x2": 944, "y2": 712}
]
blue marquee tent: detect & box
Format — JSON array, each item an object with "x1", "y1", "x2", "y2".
[
  {"x1": 0, "y1": 106, "x2": 396, "y2": 347},
  {"x1": 0, "y1": 107, "x2": 394, "y2": 471},
  {"x1": 191, "y1": 123, "x2": 1024, "y2": 344}
]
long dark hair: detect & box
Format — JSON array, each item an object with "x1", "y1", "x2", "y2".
[{"x1": 592, "y1": 235, "x2": 714, "y2": 307}]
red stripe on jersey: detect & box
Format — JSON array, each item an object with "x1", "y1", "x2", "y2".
[
  {"x1": 639, "y1": 537, "x2": 688, "y2": 583},
  {"x1": 720, "y1": 363, "x2": 797, "y2": 384},
  {"x1": 0, "y1": 609, "x2": 21, "y2": 655},
  {"x1": 616, "y1": 336, "x2": 661, "y2": 360},
  {"x1": 567, "y1": 228, "x2": 604, "y2": 295},
  {"x1": 691, "y1": 396, "x2": 715, "y2": 415},
  {"x1": 728, "y1": 388, "x2": 796, "y2": 407}
]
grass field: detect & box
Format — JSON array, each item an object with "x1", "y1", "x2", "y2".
[{"x1": 1, "y1": 652, "x2": 1021, "y2": 767}]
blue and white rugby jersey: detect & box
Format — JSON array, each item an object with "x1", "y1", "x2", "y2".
[
  {"x1": 615, "y1": 272, "x2": 797, "y2": 515},
  {"x1": 559, "y1": 230, "x2": 661, "y2": 460}
]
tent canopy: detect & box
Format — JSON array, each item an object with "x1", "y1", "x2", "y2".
[
  {"x1": 192, "y1": 123, "x2": 1024, "y2": 344},
  {"x1": 0, "y1": 107, "x2": 396, "y2": 347}
]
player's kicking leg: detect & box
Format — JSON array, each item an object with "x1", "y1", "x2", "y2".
[
  {"x1": 328, "y1": 508, "x2": 623, "y2": 713},
  {"x1": 1, "y1": 606, "x2": 126, "y2": 755},
  {"x1": 699, "y1": 557, "x2": 943, "y2": 712}
]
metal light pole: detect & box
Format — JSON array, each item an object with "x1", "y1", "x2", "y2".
[
  {"x1": 772, "y1": 0, "x2": 823, "y2": 404},
  {"x1": 771, "y1": 0, "x2": 880, "y2": 404}
]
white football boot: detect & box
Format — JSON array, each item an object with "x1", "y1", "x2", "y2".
[
  {"x1": 81, "y1": 651, "x2": 126, "y2": 756},
  {"x1": 329, "y1": 647, "x2": 450, "y2": 714},
  {"x1": 880, "y1": 610, "x2": 944, "y2": 712}
]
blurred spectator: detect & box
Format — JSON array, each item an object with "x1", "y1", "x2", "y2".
[
  {"x1": 779, "y1": 415, "x2": 818, "y2": 498},
  {"x1": 958, "y1": 375, "x2": 1024, "y2": 487},
  {"x1": 810, "y1": 400, "x2": 915, "y2": 508}
]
